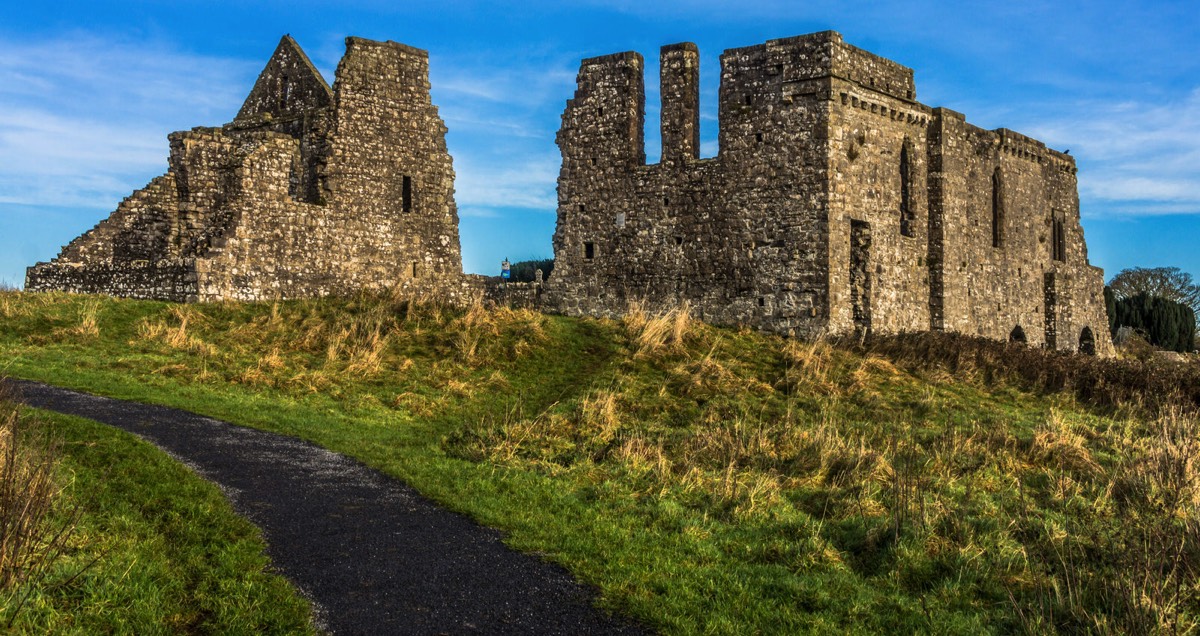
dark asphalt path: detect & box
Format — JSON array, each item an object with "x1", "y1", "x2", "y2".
[{"x1": 8, "y1": 379, "x2": 645, "y2": 636}]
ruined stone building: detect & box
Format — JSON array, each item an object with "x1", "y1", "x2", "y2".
[
  {"x1": 547, "y1": 31, "x2": 1113, "y2": 355},
  {"x1": 26, "y1": 35, "x2": 461, "y2": 302},
  {"x1": 27, "y1": 31, "x2": 1112, "y2": 355}
]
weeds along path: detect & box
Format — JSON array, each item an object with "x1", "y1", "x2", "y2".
[{"x1": 7, "y1": 379, "x2": 644, "y2": 636}]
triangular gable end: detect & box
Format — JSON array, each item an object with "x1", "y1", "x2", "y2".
[{"x1": 235, "y1": 35, "x2": 334, "y2": 122}]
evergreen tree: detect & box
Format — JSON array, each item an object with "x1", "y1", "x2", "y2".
[
  {"x1": 1113, "y1": 292, "x2": 1196, "y2": 352},
  {"x1": 1108, "y1": 266, "x2": 1200, "y2": 330},
  {"x1": 507, "y1": 258, "x2": 554, "y2": 283}
]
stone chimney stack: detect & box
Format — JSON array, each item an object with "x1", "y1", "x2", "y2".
[{"x1": 659, "y1": 43, "x2": 700, "y2": 165}]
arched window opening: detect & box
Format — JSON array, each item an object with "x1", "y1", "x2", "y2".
[
  {"x1": 992, "y1": 168, "x2": 1005, "y2": 248},
  {"x1": 1079, "y1": 327, "x2": 1096, "y2": 356},
  {"x1": 1009, "y1": 325, "x2": 1027, "y2": 344},
  {"x1": 899, "y1": 142, "x2": 915, "y2": 237}
]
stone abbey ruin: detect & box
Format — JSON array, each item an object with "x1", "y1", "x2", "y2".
[
  {"x1": 26, "y1": 35, "x2": 461, "y2": 302},
  {"x1": 550, "y1": 31, "x2": 1112, "y2": 356},
  {"x1": 27, "y1": 31, "x2": 1113, "y2": 355}
]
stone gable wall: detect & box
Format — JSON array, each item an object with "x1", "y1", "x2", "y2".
[{"x1": 27, "y1": 35, "x2": 462, "y2": 304}]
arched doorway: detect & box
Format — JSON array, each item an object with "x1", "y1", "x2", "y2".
[
  {"x1": 1079, "y1": 327, "x2": 1096, "y2": 356},
  {"x1": 1009, "y1": 325, "x2": 1027, "y2": 344}
]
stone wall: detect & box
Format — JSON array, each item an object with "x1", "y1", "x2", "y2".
[
  {"x1": 26, "y1": 35, "x2": 462, "y2": 304},
  {"x1": 548, "y1": 30, "x2": 1113, "y2": 355},
  {"x1": 25, "y1": 30, "x2": 1114, "y2": 356}
]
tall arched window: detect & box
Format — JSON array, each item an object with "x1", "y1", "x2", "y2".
[
  {"x1": 899, "y1": 141, "x2": 915, "y2": 237},
  {"x1": 992, "y1": 167, "x2": 1005, "y2": 248}
]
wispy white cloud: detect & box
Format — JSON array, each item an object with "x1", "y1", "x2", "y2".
[
  {"x1": 434, "y1": 65, "x2": 576, "y2": 106},
  {"x1": 453, "y1": 153, "x2": 560, "y2": 215},
  {"x1": 429, "y1": 51, "x2": 577, "y2": 218},
  {"x1": 0, "y1": 33, "x2": 255, "y2": 210},
  {"x1": 1022, "y1": 88, "x2": 1200, "y2": 217}
]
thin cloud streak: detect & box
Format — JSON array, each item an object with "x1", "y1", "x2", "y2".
[
  {"x1": 1024, "y1": 88, "x2": 1200, "y2": 217},
  {"x1": 0, "y1": 33, "x2": 254, "y2": 211},
  {"x1": 453, "y1": 155, "x2": 560, "y2": 212}
]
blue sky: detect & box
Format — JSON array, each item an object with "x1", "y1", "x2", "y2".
[{"x1": 1, "y1": 1, "x2": 1197, "y2": 285}]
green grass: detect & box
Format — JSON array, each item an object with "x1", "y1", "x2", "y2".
[
  {"x1": 1, "y1": 290, "x2": 1198, "y2": 634},
  {"x1": 0, "y1": 406, "x2": 315, "y2": 634}
]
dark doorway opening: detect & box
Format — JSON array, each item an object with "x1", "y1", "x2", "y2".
[
  {"x1": 1010, "y1": 325, "x2": 1027, "y2": 344},
  {"x1": 1079, "y1": 327, "x2": 1096, "y2": 356},
  {"x1": 850, "y1": 220, "x2": 872, "y2": 332}
]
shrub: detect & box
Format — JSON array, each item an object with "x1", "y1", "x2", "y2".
[
  {"x1": 850, "y1": 331, "x2": 1200, "y2": 415},
  {"x1": 0, "y1": 383, "x2": 82, "y2": 626}
]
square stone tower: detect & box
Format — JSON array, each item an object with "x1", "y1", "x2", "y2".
[
  {"x1": 26, "y1": 35, "x2": 461, "y2": 302},
  {"x1": 548, "y1": 31, "x2": 1113, "y2": 356}
]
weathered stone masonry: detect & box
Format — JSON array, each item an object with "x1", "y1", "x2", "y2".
[
  {"x1": 547, "y1": 31, "x2": 1113, "y2": 356},
  {"x1": 26, "y1": 35, "x2": 462, "y2": 302},
  {"x1": 27, "y1": 31, "x2": 1112, "y2": 356}
]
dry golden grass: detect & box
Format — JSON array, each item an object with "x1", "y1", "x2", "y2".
[
  {"x1": 135, "y1": 306, "x2": 216, "y2": 357},
  {"x1": 69, "y1": 300, "x2": 101, "y2": 338},
  {"x1": 623, "y1": 300, "x2": 694, "y2": 357},
  {"x1": 0, "y1": 291, "x2": 46, "y2": 321},
  {"x1": 0, "y1": 389, "x2": 79, "y2": 610},
  {"x1": 578, "y1": 390, "x2": 621, "y2": 445},
  {"x1": 346, "y1": 329, "x2": 391, "y2": 377},
  {"x1": 779, "y1": 337, "x2": 837, "y2": 393},
  {"x1": 451, "y1": 298, "x2": 496, "y2": 364},
  {"x1": 1032, "y1": 409, "x2": 1102, "y2": 476}
]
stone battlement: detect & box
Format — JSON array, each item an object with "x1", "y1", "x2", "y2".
[{"x1": 548, "y1": 31, "x2": 1112, "y2": 356}]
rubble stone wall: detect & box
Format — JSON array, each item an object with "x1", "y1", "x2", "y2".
[
  {"x1": 549, "y1": 30, "x2": 1113, "y2": 355},
  {"x1": 27, "y1": 34, "x2": 462, "y2": 304}
]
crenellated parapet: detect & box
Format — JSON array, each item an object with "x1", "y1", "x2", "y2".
[{"x1": 549, "y1": 30, "x2": 1113, "y2": 356}]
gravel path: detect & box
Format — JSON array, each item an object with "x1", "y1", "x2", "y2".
[{"x1": 8, "y1": 379, "x2": 645, "y2": 636}]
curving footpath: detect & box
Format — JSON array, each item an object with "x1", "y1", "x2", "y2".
[{"x1": 8, "y1": 379, "x2": 645, "y2": 636}]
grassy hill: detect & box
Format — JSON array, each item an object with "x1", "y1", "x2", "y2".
[{"x1": 1, "y1": 290, "x2": 1199, "y2": 634}]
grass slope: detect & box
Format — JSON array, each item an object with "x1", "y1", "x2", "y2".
[
  {"x1": 1, "y1": 290, "x2": 1198, "y2": 634},
  {"x1": 0, "y1": 404, "x2": 315, "y2": 633}
]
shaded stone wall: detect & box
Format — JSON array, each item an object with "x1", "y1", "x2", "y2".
[
  {"x1": 548, "y1": 34, "x2": 839, "y2": 337},
  {"x1": 549, "y1": 30, "x2": 1113, "y2": 355},
  {"x1": 27, "y1": 34, "x2": 461, "y2": 303}
]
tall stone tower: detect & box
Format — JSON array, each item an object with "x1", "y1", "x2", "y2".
[
  {"x1": 26, "y1": 35, "x2": 461, "y2": 302},
  {"x1": 548, "y1": 31, "x2": 1112, "y2": 356}
]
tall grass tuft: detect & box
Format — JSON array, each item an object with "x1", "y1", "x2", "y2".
[
  {"x1": 0, "y1": 384, "x2": 83, "y2": 626},
  {"x1": 452, "y1": 297, "x2": 495, "y2": 363},
  {"x1": 71, "y1": 299, "x2": 101, "y2": 338},
  {"x1": 623, "y1": 300, "x2": 693, "y2": 357},
  {"x1": 136, "y1": 306, "x2": 216, "y2": 356}
]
